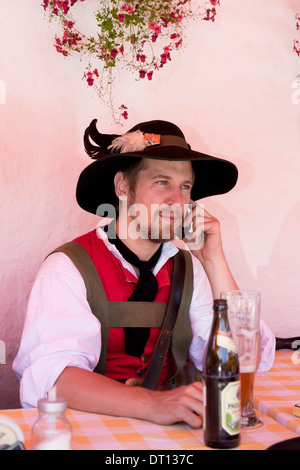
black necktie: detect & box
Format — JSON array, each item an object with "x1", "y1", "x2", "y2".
[{"x1": 109, "y1": 235, "x2": 162, "y2": 357}]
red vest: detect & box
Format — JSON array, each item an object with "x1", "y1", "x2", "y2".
[{"x1": 73, "y1": 230, "x2": 177, "y2": 384}]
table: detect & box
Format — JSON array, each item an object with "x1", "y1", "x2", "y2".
[
  {"x1": 254, "y1": 350, "x2": 300, "y2": 435},
  {"x1": 1, "y1": 350, "x2": 299, "y2": 450},
  {"x1": 0, "y1": 407, "x2": 298, "y2": 451}
]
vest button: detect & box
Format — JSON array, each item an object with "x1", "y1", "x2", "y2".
[
  {"x1": 137, "y1": 369, "x2": 144, "y2": 376},
  {"x1": 141, "y1": 354, "x2": 148, "y2": 363}
]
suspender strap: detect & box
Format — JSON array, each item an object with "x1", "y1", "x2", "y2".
[
  {"x1": 49, "y1": 242, "x2": 193, "y2": 385},
  {"x1": 49, "y1": 242, "x2": 110, "y2": 373},
  {"x1": 142, "y1": 249, "x2": 191, "y2": 390},
  {"x1": 169, "y1": 248, "x2": 194, "y2": 381}
]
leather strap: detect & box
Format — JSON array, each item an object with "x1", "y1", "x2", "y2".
[{"x1": 142, "y1": 249, "x2": 187, "y2": 390}]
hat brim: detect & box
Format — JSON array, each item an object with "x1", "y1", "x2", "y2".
[{"x1": 76, "y1": 146, "x2": 238, "y2": 214}]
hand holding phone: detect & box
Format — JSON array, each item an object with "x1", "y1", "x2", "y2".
[{"x1": 181, "y1": 200, "x2": 206, "y2": 251}]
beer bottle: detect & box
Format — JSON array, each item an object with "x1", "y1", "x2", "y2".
[{"x1": 202, "y1": 299, "x2": 241, "y2": 449}]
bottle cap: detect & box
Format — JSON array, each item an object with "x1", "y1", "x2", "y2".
[
  {"x1": 38, "y1": 397, "x2": 67, "y2": 413},
  {"x1": 38, "y1": 386, "x2": 67, "y2": 413},
  {"x1": 213, "y1": 299, "x2": 228, "y2": 309}
]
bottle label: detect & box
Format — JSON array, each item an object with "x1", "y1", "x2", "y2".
[
  {"x1": 217, "y1": 331, "x2": 237, "y2": 353},
  {"x1": 221, "y1": 380, "x2": 241, "y2": 435}
]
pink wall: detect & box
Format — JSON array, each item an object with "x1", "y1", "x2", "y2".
[{"x1": 0, "y1": 1, "x2": 299, "y2": 408}]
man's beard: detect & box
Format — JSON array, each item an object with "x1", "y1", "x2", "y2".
[{"x1": 127, "y1": 197, "x2": 185, "y2": 243}]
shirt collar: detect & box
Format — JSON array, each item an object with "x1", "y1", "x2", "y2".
[{"x1": 96, "y1": 226, "x2": 179, "y2": 278}]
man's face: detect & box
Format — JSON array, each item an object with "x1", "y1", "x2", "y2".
[{"x1": 124, "y1": 158, "x2": 194, "y2": 242}]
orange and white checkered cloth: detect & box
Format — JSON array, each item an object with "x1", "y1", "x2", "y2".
[
  {"x1": 1, "y1": 407, "x2": 298, "y2": 450},
  {"x1": 254, "y1": 350, "x2": 300, "y2": 435}
]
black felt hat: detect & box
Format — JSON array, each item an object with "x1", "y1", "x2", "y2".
[{"x1": 76, "y1": 119, "x2": 238, "y2": 214}]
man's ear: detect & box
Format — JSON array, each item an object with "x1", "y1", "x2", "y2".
[{"x1": 114, "y1": 171, "x2": 128, "y2": 201}]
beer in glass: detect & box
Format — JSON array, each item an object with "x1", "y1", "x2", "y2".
[{"x1": 221, "y1": 290, "x2": 262, "y2": 428}]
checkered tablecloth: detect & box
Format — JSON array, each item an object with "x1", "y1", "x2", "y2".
[
  {"x1": 1, "y1": 351, "x2": 299, "y2": 450},
  {"x1": 254, "y1": 350, "x2": 300, "y2": 435},
  {"x1": 1, "y1": 407, "x2": 298, "y2": 450}
]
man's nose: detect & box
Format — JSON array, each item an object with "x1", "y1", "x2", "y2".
[{"x1": 165, "y1": 187, "x2": 183, "y2": 205}]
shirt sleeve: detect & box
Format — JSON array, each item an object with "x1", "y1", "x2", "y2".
[
  {"x1": 188, "y1": 255, "x2": 276, "y2": 372},
  {"x1": 257, "y1": 319, "x2": 276, "y2": 371},
  {"x1": 188, "y1": 254, "x2": 214, "y2": 371},
  {"x1": 13, "y1": 253, "x2": 101, "y2": 408}
]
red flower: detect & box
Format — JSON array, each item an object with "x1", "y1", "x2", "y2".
[
  {"x1": 64, "y1": 20, "x2": 75, "y2": 29},
  {"x1": 84, "y1": 71, "x2": 95, "y2": 86},
  {"x1": 42, "y1": 0, "x2": 49, "y2": 11},
  {"x1": 203, "y1": 8, "x2": 217, "y2": 22},
  {"x1": 118, "y1": 13, "x2": 125, "y2": 23},
  {"x1": 62, "y1": 30, "x2": 70, "y2": 42},
  {"x1": 160, "y1": 53, "x2": 167, "y2": 64},
  {"x1": 160, "y1": 17, "x2": 169, "y2": 28},
  {"x1": 110, "y1": 48, "x2": 118, "y2": 58},
  {"x1": 121, "y1": 5, "x2": 133, "y2": 13},
  {"x1": 147, "y1": 71, "x2": 153, "y2": 81},
  {"x1": 119, "y1": 104, "x2": 128, "y2": 119},
  {"x1": 139, "y1": 70, "x2": 146, "y2": 78},
  {"x1": 175, "y1": 37, "x2": 182, "y2": 48},
  {"x1": 293, "y1": 41, "x2": 300, "y2": 56},
  {"x1": 86, "y1": 72, "x2": 94, "y2": 86}
]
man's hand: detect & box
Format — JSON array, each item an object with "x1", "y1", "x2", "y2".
[
  {"x1": 182, "y1": 201, "x2": 238, "y2": 298},
  {"x1": 183, "y1": 202, "x2": 224, "y2": 264},
  {"x1": 55, "y1": 366, "x2": 203, "y2": 428},
  {"x1": 146, "y1": 382, "x2": 203, "y2": 429}
]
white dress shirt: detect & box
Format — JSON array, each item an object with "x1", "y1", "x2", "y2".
[{"x1": 13, "y1": 228, "x2": 276, "y2": 408}]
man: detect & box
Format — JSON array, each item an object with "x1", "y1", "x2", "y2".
[{"x1": 13, "y1": 119, "x2": 275, "y2": 428}]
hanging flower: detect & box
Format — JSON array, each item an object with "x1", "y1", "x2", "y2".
[
  {"x1": 117, "y1": 13, "x2": 125, "y2": 23},
  {"x1": 294, "y1": 14, "x2": 300, "y2": 57},
  {"x1": 110, "y1": 48, "x2": 119, "y2": 58},
  {"x1": 41, "y1": 0, "x2": 220, "y2": 122}
]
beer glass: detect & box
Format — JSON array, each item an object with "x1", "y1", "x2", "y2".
[{"x1": 221, "y1": 290, "x2": 262, "y2": 428}]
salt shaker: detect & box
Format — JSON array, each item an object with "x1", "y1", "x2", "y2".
[{"x1": 31, "y1": 387, "x2": 72, "y2": 450}]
